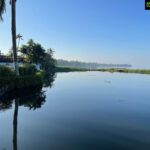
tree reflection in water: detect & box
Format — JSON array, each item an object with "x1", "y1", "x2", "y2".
[
  {"x1": 13, "y1": 99, "x2": 18, "y2": 150},
  {"x1": 0, "y1": 72, "x2": 56, "y2": 150}
]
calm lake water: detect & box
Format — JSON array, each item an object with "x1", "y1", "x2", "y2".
[{"x1": 1, "y1": 72, "x2": 150, "y2": 150}]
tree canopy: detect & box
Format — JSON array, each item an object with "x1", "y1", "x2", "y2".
[
  {"x1": 20, "y1": 39, "x2": 56, "y2": 73},
  {"x1": 20, "y1": 39, "x2": 45, "y2": 64}
]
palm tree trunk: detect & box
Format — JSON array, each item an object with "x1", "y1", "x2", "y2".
[{"x1": 11, "y1": 0, "x2": 19, "y2": 76}]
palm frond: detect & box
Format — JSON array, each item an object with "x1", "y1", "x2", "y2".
[
  {"x1": 0, "y1": 0, "x2": 6, "y2": 21},
  {"x1": 16, "y1": 33, "x2": 23, "y2": 40}
]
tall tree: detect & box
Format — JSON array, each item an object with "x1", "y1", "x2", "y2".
[
  {"x1": 20, "y1": 39, "x2": 46, "y2": 64},
  {"x1": 20, "y1": 40, "x2": 56, "y2": 73},
  {"x1": 10, "y1": 0, "x2": 19, "y2": 75},
  {"x1": 0, "y1": 0, "x2": 19, "y2": 75},
  {"x1": 16, "y1": 33, "x2": 23, "y2": 48}
]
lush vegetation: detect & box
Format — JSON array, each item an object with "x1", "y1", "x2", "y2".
[
  {"x1": 19, "y1": 64, "x2": 37, "y2": 76},
  {"x1": 0, "y1": 65, "x2": 43, "y2": 93},
  {"x1": 0, "y1": 73, "x2": 43, "y2": 90},
  {"x1": 97, "y1": 68, "x2": 150, "y2": 74},
  {"x1": 20, "y1": 39, "x2": 56, "y2": 74},
  {"x1": 0, "y1": 66, "x2": 16, "y2": 77},
  {"x1": 0, "y1": 38, "x2": 56, "y2": 95},
  {"x1": 56, "y1": 66, "x2": 150, "y2": 75},
  {"x1": 0, "y1": 0, "x2": 57, "y2": 92},
  {"x1": 56, "y1": 67, "x2": 89, "y2": 72}
]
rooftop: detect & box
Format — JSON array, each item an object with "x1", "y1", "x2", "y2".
[{"x1": 0, "y1": 55, "x2": 24, "y2": 63}]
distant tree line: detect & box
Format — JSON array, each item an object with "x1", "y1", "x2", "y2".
[{"x1": 57, "y1": 59, "x2": 131, "y2": 69}]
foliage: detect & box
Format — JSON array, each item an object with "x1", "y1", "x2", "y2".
[
  {"x1": 0, "y1": 72, "x2": 43, "y2": 89},
  {"x1": 56, "y1": 67, "x2": 150, "y2": 75},
  {"x1": 41, "y1": 48, "x2": 56, "y2": 73},
  {"x1": 20, "y1": 39, "x2": 46, "y2": 64},
  {"x1": 0, "y1": 65, "x2": 44, "y2": 92},
  {"x1": 97, "y1": 68, "x2": 150, "y2": 74},
  {"x1": 0, "y1": 66, "x2": 15, "y2": 77},
  {"x1": 20, "y1": 39, "x2": 56, "y2": 73},
  {"x1": 0, "y1": 64, "x2": 38, "y2": 77},
  {"x1": 56, "y1": 67, "x2": 89, "y2": 72},
  {"x1": 0, "y1": 0, "x2": 6, "y2": 21},
  {"x1": 19, "y1": 64, "x2": 37, "y2": 76}
]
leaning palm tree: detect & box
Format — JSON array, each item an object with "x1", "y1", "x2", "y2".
[
  {"x1": 0, "y1": 0, "x2": 19, "y2": 75},
  {"x1": 0, "y1": 0, "x2": 6, "y2": 21}
]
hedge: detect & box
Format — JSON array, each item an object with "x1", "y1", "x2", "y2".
[{"x1": 0, "y1": 73, "x2": 43, "y2": 92}]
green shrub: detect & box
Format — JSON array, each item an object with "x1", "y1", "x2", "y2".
[
  {"x1": 56, "y1": 67, "x2": 88, "y2": 72},
  {"x1": 19, "y1": 64, "x2": 37, "y2": 76},
  {"x1": 0, "y1": 66, "x2": 15, "y2": 77},
  {"x1": 0, "y1": 73, "x2": 43, "y2": 89}
]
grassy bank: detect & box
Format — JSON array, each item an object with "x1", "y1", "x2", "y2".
[
  {"x1": 0, "y1": 65, "x2": 44, "y2": 96},
  {"x1": 0, "y1": 72, "x2": 43, "y2": 89},
  {"x1": 97, "y1": 68, "x2": 150, "y2": 74},
  {"x1": 56, "y1": 67, "x2": 150, "y2": 75},
  {"x1": 56, "y1": 67, "x2": 89, "y2": 72}
]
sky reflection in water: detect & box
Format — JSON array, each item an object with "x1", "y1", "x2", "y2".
[{"x1": 1, "y1": 72, "x2": 150, "y2": 150}]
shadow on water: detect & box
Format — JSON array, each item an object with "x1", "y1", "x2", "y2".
[{"x1": 0, "y1": 72, "x2": 56, "y2": 150}]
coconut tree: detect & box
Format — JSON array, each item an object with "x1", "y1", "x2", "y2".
[
  {"x1": 0, "y1": 0, "x2": 19, "y2": 75},
  {"x1": 0, "y1": 0, "x2": 6, "y2": 21},
  {"x1": 10, "y1": 0, "x2": 19, "y2": 75},
  {"x1": 16, "y1": 33, "x2": 23, "y2": 48}
]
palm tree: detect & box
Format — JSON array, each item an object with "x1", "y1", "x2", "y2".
[
  {"x1": 0, "y1": 0, "x2": 6, "y2": 21},
  {"x1": 16, "y1": 33, "x2": 23, "y2": 48},
  {"x1": 10, "y1": 0, "x2": 19, "y2": 75},
  {"x1": 0, "y1": 0, "x2": 19, "y2": 75}
]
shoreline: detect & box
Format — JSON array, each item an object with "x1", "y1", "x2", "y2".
[{"x1": 56, "y1": 67, "x2": 150, "y2": 75}]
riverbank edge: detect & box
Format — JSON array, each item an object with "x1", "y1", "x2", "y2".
[
  {"x1": 0, "y1": 72, "x2": 43, "y2": 97},
  {"x1": 56, "y1": 67, "x2": 150, "y2": 74}
]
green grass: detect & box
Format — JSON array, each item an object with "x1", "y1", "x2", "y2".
[
  {"x1": 97, "y1": 68, "x2": 150, "y2": 74},
  {"x1": 0, "y1": 72, "x2": 44, "y2": 90},
  {"x1": 56, "y1": 67, "x2": 150, "y2": 75},
  {"x1": 56, "y1": 67, "x2": 89, "y2": 72}
]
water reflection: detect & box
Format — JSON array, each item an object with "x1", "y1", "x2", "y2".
[
  {"x1": 0, "y1": 86, "x2": 46, "y2": 110},
  {"x1": 13, "y1": 99, "x2": 18, "y2": 150},
  {"x1": 1, "y1": 72, "x2": 150, "y2": 149},
  {"x1": 0, "y1": 73, "x2": 56, "y2": 150},
  {"x1": 43, "y1": 72, "x2": 56, "y2": 88}
]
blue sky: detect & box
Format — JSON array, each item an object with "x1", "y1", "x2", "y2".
[{"x1": 0, "y1": 0, "x2": 150, "y2": 68}]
